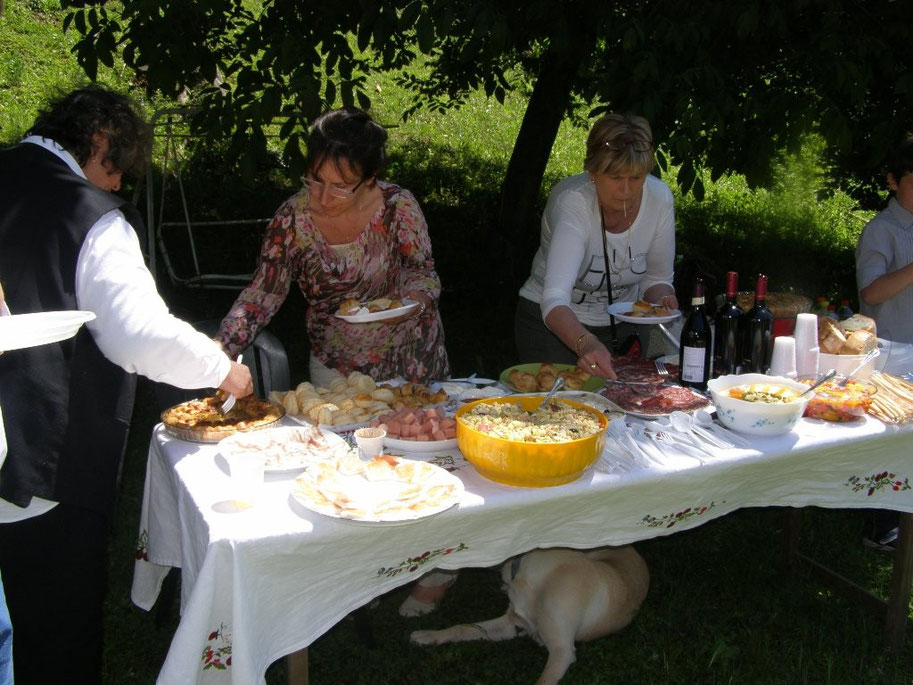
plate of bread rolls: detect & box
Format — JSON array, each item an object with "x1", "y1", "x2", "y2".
[
  {"x1": 335, "y1": 297, "x2": 419, "y2": 323},
  {"x1": 607, "y1": 300, "x2": 681, "y2": 324}
]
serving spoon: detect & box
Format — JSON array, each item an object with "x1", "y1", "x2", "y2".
[
  {"x1": 537, "y1": 376, "x2": 565, "y2": 409},
  {"x1": 838, "y1": 349, "x2": 879, "y2": 386},
  {"x1": 798, "y1": 368, "x2": 837, "y2": 397}
]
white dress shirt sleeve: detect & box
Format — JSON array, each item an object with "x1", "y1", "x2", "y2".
[
  {"x1": 540, "y1": 187, "x2": 594, "y2": 318},
  {"x1": 75, "y1": 210, "x2": 230, "y2": 388}
]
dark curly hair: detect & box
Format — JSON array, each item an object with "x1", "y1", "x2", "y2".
[
  {"x1": 27, "y1": 84, "x2": 151, "y2": 177},
  {"x1": 887, "y1": 133, "x2": 913, "y2": 185},
  {"x1": 305, "y1": 107, "x2": 387, "y2": 182}
]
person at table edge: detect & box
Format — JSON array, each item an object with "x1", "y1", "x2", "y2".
[
  {"x1": 856, "y1": 133, "x2": 913, "y2": 345},
  {"x1": 214, "y1": 106, "x2": 450, "y2": 386},
  {"x1": 515, "y1": 112, "x2": 679, "y2": 379},
  {"x1": 0, "y1": 85, "x2": 252, "y2": 685},
  {"x1": 0, "y1": 282, "x2": 12, "y2": 685}
]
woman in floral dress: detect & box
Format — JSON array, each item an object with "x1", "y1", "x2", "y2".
[{"x1": 216, "y1": 108, "x2": 450, "y2": 385}]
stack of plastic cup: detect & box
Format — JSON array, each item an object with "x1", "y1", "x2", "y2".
[
  {"x1": 768, "y1": 335, "x2": 797, "y2": 378},
  {"x1": 793, "y1": 313, "x2": 819, "y2": 378}
]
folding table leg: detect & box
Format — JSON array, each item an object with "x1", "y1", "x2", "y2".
[
  {"x1": 884, "y1": 512, "x2": 913, "y2": 650},
  {"x1": 286, "y1": 647, "x2": 308, "y2": 685}
]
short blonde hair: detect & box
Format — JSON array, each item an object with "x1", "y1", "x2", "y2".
[{"x1": 584, "y1": 113, "x2": 654, "y2": 176}]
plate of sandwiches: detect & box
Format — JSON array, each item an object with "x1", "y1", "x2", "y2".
[
  {"x1": 607, "y1": 300, "x2": 681, "y2": 324},
  {"x1": 335, "y1": 297, "x2": 420, "y2": 323},
  {"x1": 291, "y1": 452, "x2": 464, "y2": 523}
]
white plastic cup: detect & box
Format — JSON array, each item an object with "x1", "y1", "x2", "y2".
[
  {"x1": 769, "y1": 335, "x2": 797, "y2": 378},
  {"x1": 795, "y1": 345, "x2": 820, "y2": 379},
  {"x1": 226, "y1": 453, "x2": 266, "y2": 506},
  {"x1": 354, "y1": 426, "x2": 386, "y2": 459},
  {"x1": 793, "y1": 313, "x2": 818, "y2": 353}
]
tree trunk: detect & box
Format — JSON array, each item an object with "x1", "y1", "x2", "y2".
[{"x1": 498, "y1": 7, "x2": 599, "y2": 286}]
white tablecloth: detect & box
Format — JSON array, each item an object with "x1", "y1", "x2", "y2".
[{"x1": 132, "y1": 414, "x2": 913, "y2": 684}]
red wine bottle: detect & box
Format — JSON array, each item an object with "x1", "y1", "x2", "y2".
[
  {"x1": 679, "y1": 278, "x2": 712, "y2": 390},
  {"x1": 741, "y1": 274, "x2": 775, "y2": 373},
  {"x1": 713, "y1": 271, "x2": 743, "y2": 376}
]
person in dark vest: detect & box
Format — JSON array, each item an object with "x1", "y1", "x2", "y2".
[
  {"x1": 0, "y1": 85, "x2": 253, "y2": 685},
  {"x1": 0, "y1": 282, "x2": 11, "y2": 685}
]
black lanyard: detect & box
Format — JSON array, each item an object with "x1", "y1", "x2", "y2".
[{"x1": 599, "y1": 212, "x2": 618, "y2": 343}]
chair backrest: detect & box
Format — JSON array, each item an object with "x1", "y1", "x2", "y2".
[{"x1": 153, "y1": 320, "x2": 291, "y2": 410}]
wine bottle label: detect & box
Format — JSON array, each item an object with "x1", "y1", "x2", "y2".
[{"x1": 681, "y1": 346, "x2": 706, "y2": 382}]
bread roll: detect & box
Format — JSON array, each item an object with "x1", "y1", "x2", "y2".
[
  {"x1": 328, "y1": 377, "x2": 348, "y2": 394},
  {"x1": 338, "y1": 299, "x2": 362, "y2": 316},
  {"x1": 282, "y1": 391, "x2": 299, "y2": 416},
  {"x1": 818, "y1": 317, "x2": 846, "y2": 354},
  {"x1": 631, "y1": 300, "x2": 653, "y2": 315},
  {"x1": 839, "y1": 313, "x2": 876, "y2": 335},
  {"x1": 839, "y1": 330, "x2": 877, "y2": 355}
]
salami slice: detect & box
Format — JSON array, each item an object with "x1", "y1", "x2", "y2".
[{"x1": 611, "y1": 358, "x2": 679, "y2": 386}]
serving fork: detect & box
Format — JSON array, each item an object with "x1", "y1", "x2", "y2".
[
  {"x1": 218, "y1": 353, "x2": 243, "y2": 414},
  {"x1": 654, "y1": 359, "x2": 669, "y2": 376}
]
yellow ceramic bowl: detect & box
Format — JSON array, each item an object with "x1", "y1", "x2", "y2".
[{"x1": 455, "y1": 396, "x2": 608, "y2": 487}]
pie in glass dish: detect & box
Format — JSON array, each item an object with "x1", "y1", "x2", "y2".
[{"x1": 161, "y1": 395, "x2": 285, "y2": 442}]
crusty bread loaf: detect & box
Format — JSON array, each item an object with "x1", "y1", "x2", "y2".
[
  {"x1": 840, "y1": 313, "x2": 877, "y2": 335},
  {"x1": 839, "y1": 329, "x2": 877, "y2": 355},
  {"x1": 818, "y1": 316, "x2": 846, "y2": 354}
]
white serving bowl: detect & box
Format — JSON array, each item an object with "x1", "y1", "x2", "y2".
[
  {"x1": 707, "y1": 373, "x2": 811, "y2": 437},
  {"x1": 818, "y1": 349, "x2": 879, "y2": 380}
]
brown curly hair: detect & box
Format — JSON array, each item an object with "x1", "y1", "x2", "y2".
[{"x1": 27, "y1": 84, "x2": 151, "y2": 177}]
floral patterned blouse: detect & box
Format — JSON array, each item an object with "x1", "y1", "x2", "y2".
[{"x1": 216, "y1": 181, "x2": 450, "y2": 382}]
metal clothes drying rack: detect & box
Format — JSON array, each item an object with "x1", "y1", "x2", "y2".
[{"x1": 142, "y1": 107, "x2": 282, "y2": 290}]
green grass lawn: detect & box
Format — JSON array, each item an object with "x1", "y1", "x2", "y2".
[{"x1": 3, "y1": 5, "x2": 909, "y2": 684}]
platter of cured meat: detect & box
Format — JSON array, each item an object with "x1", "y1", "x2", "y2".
[{"x1": 600, "y1": 358, "x2": 710, "y2": 417}]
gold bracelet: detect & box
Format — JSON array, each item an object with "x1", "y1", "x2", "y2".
[{"x1": 574, "y1": 332, "x2": 590, "y2": 357}]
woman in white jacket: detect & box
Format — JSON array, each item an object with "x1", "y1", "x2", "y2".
[{"x1": 515, "y1": 113, "x2": 679, "y2": 378}]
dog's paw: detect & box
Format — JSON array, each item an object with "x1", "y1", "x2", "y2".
[{"x1": 410, "y1": 629, "x2": 443, "y2": 645}]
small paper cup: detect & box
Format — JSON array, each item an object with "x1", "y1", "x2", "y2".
[
  {"x1": 354, "y1": 426, "x2": 386, "y2": 459},
  {"x1": 225, "y1": 452, "x2": 266, "y2": 506}
]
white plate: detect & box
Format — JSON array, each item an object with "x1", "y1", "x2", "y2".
[
  {"x1": 383, "y1": 436, "x2": 458, "y2": 453},
  {"x1": 607, "y1": 301, "x2": 681, "y2": 325},
  {"x1": 516, "y1": 391, "x2": 625, "y2": 416},
  {"x1": 335, "y1": 299, "x2": 419, "y2": 323},
  {"x1": 219, "y1": 425, "x2": 349, "y2": 474},
  {"x1": 607, "y1": 391, "x2": 710, "y2": 419},
  {"x1": 291, "y1": 455, "x2": 464, "y2": 523},
  {"x1": 0, "y1": 310, "x2": 95, "y2": 351}
]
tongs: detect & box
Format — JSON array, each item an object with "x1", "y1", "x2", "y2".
[
  {"x1": 603, "y1": 379, "x2": 653, "y2": 395},
  {"x1": 217, "y1": 353, "x2": 243, "y2": 414}
]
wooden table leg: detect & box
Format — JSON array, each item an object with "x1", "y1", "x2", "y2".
[
  {"x1": 884, "y1": 512, "x2": 913, "y2": 650},
  {"x1": 286, "y1": 647, "x2": 308, "y2": 685},
  {"x1": 782, "y1": 507, "x2": 803, "y2": 574}
]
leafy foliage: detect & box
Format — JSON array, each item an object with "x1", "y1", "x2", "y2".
[{"x1": 60, "y1": 0, "x2": 913, "y2": 201}]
